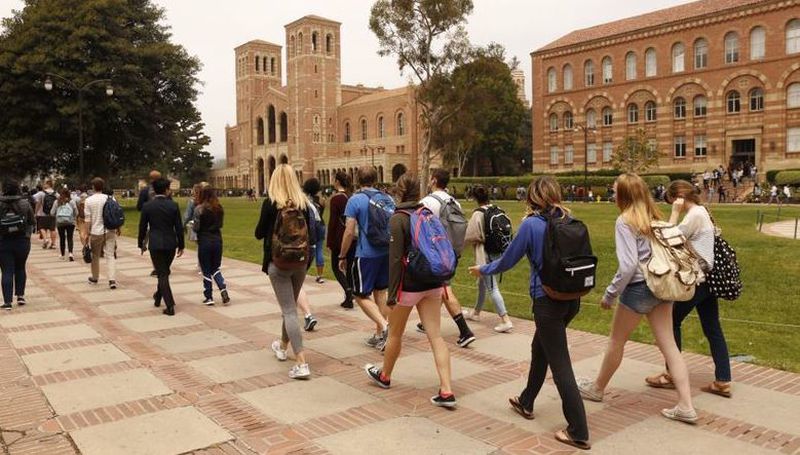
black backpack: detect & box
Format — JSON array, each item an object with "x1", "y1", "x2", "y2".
[
  {"x1": 0, "y1": 201, "x2": 27, "y2": 237},
  {"x1": 538, "y1": 212, "x2": 597, "y2": 301},
  {"x1": 478, "y1": 205, "x2": 513, "y2": 255},
  {"x1": 102, "y1": 196, "x2": 125, "y2": 230},
  {"x1": 42, "y1": 192, "x2": 57, "y2": 214}
]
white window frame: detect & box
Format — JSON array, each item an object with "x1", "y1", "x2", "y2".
[
  {"x1": 727, "y1": 91, "x2": 741, "y2": 113},
  {"x1": 547, "y1": 68, "x2": 557, "y2": 93},
  {"x1": 645, "y1": 101, "x2": 657, "y2": 122},
  {"x1": 565, "y1": 145, "x2": 574, "y2": 164},
  {"x1": 750, "y1": 88, "x2": 764, "y2": 112},
  {"x1": 625, "y1": 52, "x2": 636, "y2": 80},
  {"x1": 674, "y1": 98, "x2": 687, "y2": 119},
  {"x1": 694, "y1": 96, "x2": 707, "y2": 117},
  {"x1": 602, "y1": 108, "x2": 613, "y2": 126},
  {"x1": 674, "y1": 136, "x2": 687, "y2": 157},
  {"x1": 584, "y1": 60, "x2": 595, "y2": 86},
  {"x1": 563, "y1": 65, "x2": 573, "y2": 90},
  {"x1": 627, "y1": 104, "x2": 639, "y2": 123},
  {"x1": 564, "y1": 112, "x2": 574, "y2": 130},
  {"x1": 788, "y1": 83, "x2": 800, "y2": 109},
  {"x1": 378, "y1": 116, "x2": 385, "y2": 138},
  {"x1": 602, "y1": 57, "x2": 613, "y2": 84},
  {"x1": 549, "y1": 114, "x2": 559, "y2": 132},
  {"x1": 787, "y1": 19, "x2": 800, "y2": 54},
  {"x1": 695, "y1": 135, "x2": 707, "y2": 156},
  {"x1": 789, "y1": 127, "x2": 800, "y2": 152},
  {"x1": 672, "y1": 43, "x2": 685, "y2": 73},
  {"x1": 587, "y1": 143, "x2": 597, "y2": 163},
  {"x1": 750, "y1": 27, "x2": 766, "y2": 60},
  {"x1": 645, "y1": 48, "x2": 657, "y2": 77},
  {"x1": 694, "y1": 39, "x2": 708, "y2": 69},
  {"x1": 550, "y1": 146, "x2": 559, "y2": 165},
  {"x1": 586, "y1": 109, "x2": 597, "y2": 129},
  {"x1": 602, "y1": 141, "x2": 613, "y2": 162},
  {"x1": 725, "y1": 32, "x2": 740, "y2": 64}
]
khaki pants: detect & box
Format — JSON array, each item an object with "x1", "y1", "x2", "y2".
[{"x1": 90, "y1": 231, "x2": 117, "y2": 282}]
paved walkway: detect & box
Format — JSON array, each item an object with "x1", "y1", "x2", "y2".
[
  {"x1": 1, "y1": 238, "x2": 799, "y2": 455},
  {"x1": 763, "y1": 219, "x2": 799, "y2": 240}
]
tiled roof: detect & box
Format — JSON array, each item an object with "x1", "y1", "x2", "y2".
[
  {"x1": 341, "y1": 86, "x2": 412, "y2": 107},
  {"x1": 285, "y1": 15, "x2": 341, "y2": 27},
  {"x1": 536, "y1": 0, "x2": 766, "y2": 52},
  {"x1": 235, "y1": 39, "x2": 281, "y2": 49}
]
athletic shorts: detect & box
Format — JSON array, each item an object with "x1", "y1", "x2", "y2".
[
  {"x1": 36, "y1": 216, "x2": 55, "y2": 231},
  {"x1": 350, "y1": 256, "x2": 389, "y2": 297},
  {"x1": 398, "y1": 287, "x2": 443, "y2": 308}
]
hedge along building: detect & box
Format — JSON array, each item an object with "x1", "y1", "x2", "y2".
[
  {"x1": 530, "y1": 0, "x2": 800, "y2": 178},
  {"x1": 210, "y1": 15, "x2": 426, "y2": 192}
]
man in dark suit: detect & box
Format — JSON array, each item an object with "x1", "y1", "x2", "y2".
[{"x1": 138, "y1": 178, "x2": 184, "y2": 316}]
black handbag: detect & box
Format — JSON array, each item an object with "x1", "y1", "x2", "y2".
[{"x1": 82, "y1": 245, "x2": 92, "y2": 264}]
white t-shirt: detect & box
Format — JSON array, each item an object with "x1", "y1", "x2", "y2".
[
  {"x1": 33, "y1": 189, "x2": 55, "y2": 217},
  {"x1": 679, "y1": 205, "x2": 715, "y2": 271},
  {"x1": 420, "y1": 190, "x2": 461, "y2": 218},
  {"x1": 84, "y1": 193, "x2": 110, "y2": 236}
]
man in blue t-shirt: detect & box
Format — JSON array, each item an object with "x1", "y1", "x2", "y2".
[{"x1": 339, "y1": 166, "x2": 390, "y2": 349}]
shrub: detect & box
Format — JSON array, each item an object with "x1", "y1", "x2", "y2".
[
  {"x1": 768, "y1": 169, "x2": 800, "y2": 183},
  {"x1": 775, "y1": 170, "x2": 800, "y2": 186}
]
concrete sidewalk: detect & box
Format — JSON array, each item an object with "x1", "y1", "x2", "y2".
[
  {"x1": 1, "y1": 238, "x2": 799, "y2": 454},
  {"x1": 763, "y1": 219, "x2": 799, "y2": 240}
]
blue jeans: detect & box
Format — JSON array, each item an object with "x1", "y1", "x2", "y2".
[
  {"x1": 475, "y1": 254, "x2": 507, "y2": 316},
  {"x1": 0, "y1": 237, "x2": 30, "y2": 304},
  {"x1": 673, "y1": 281, "x2": 732, "y2": 382},
  {"x1": 198, "y1": 240, "x2": 226, "y2": 300}
]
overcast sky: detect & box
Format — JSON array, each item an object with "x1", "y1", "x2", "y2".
[{"x1": 1, "y1": 0, "x2": 692, "y2": 159}]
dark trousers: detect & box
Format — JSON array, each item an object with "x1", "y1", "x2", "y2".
[
  {"x1": 519, "y1": 296, "x2": 588, "y2": 442},
  {"x1": 150, "y1": 249, "x2": 176, "y2": 309},
  {"x1": 198, "y1": 240, "x2": 226, "y2": 299},
  {"x1": 0, "y1": 237, "x2": 30, "y2": 304},
  {"x1": 57, "y1": 224, "x2": 75, "y2": 256},
  {"x1": 330, "y1": 247, "x2": 354, "y2": 304},
  {"x1": 673, "y1": 281, "x2": 731, "y2": 382}
]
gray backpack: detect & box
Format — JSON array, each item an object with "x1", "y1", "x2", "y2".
[{"x1": 430, "y1": 194, "x2": 467, "y2": 256}]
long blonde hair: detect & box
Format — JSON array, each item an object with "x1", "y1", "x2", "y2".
[
  {"x1": 268, "y1": 164, "x2": 307, "y2": 210},
  {"x1": 615, "y1": 173, "x2": 662, "y2": 235},
  {"x1": 527, "y1": 176, "x2": 570, "y2": 218}
]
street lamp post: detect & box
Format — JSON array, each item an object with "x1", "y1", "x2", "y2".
[
  {"x1": 44, "y1": 74, "x2": 113, "y2": 181},
  {"x1": 574, "y1": 123, "x2": 596, "y2": 202}
]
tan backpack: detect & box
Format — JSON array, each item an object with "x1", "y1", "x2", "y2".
[
  {"x1": 271, "y1": 200, "x2": 309, "y2": 270},
  {"x1": 640, "y1": 221, "x2": 702, "y2": 302}
]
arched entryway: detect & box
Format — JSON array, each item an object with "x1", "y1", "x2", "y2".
[
  {"x1": 267, "y1": 156, "x2": 276, "y2": 183},
  {"x1": 279, "y1": 154, "x2": 288, "y2": 164},
  {"x1": 257, "y1": 158, "x2": 265, "y2": 196},
  {"x1": 391, "y1": 163, "x2": 407, "y2": 182}
]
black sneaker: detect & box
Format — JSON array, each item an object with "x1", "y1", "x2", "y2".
[
  {"x1": 430, "y1": 391, "x2": 457, "y2": 408},
  {"x1": 150, "y1": 270, "x2": 158, "y2": 277},
  {"x1": 304, "y1": 315, "x2": 318, "y2": 331},
  {"x1": 87, "y1": 277, "x2": 98, "y2": 285},
  {"x1": 416, "y1": 322, "x2": 426, "y2": 334},
  {"x1": 202, "y1": 297, "x2": 215, "y2": 306},
  {"x1": 16, "y1": 296, "x2": 26, "y2": 306},
  {"x1": 163, "y1": 307, "x2": 175, "y2": 316},
  {"x1": 457, "y1": 333, "x2": 476, "y2": 348},
  {"x1": 365, "y1": 364, "x2": 391, "y2": 389},
  {"x1": 109, "y1": 280, "x2": 117, "y2": 290},
  {"x1": 221, "y1": 289, "x2": 230, "y2": 305},
  {"x1": 1, "y1": 302, "x2": 12, "y2": 310},
  {"x1": 340, "y1": 300, "x2": 354, "y2": 309}
]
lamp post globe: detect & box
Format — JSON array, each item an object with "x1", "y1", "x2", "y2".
[
  {"x1": 106, "y1": 85, "x2": 113, "y2": 96},
  {"x1": 44, "y1": 78, "x2": 53, "y2": 91}
]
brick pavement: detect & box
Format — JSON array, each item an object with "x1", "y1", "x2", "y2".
[{"x1": 1, "y1": 237, "x2": 799, "y2": 454}]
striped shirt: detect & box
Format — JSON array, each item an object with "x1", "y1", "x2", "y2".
[{"x1": 679, "y1": 205, "x2": 715, "y2": 272}]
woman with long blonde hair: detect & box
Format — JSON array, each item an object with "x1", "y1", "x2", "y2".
[
  {"x1": 255, "y1": 164, "x2": 312, "y2": 379},
  {"x1": 469, "y1": 176, "x2": 590, "y2": 450},
  {"x1": 577, "y1": 173, "x2": 697, "y2": 424}
]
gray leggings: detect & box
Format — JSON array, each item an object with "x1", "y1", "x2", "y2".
[{"x1": 267, "y1": 262, "x2": 307, "y2": 354}]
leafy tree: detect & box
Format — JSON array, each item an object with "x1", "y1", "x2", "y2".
[
  {"x1": 0, "y1": 0, "x2": 211, "y2": 183},
  {"x1": 612, "y1": 129, "x2": 662, "y2": 174},
  {"x1": 370, "y1": 0, "x2": 473, "y2": 187}
]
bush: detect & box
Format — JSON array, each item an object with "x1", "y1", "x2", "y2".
[
  {"x1": 775, "y1": 170, "x2": 800, "y2": 186},
  {"x1": 768, "y1": 169, "x2": 800, "y2": 183},
  {"x1": 449, "y1": 174, "x2": 670, "y2": 199}
]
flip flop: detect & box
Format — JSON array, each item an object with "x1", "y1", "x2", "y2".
[
  {"x1": 508, "y1": 397, "x2": 534, "y2": 420},
  {"x1": 701, "y1": 381, "x2": 732, "y2": 398},
  {"x1": 645, "y1": 372, "x2": 675, "y2": 389},
  {"x1": 554, "y1": 429, "x2": 591, "y2": 451}
]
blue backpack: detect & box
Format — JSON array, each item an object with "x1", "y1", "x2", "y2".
[
  {"x1": 363, "y1": 190, "x2": 395, "y2": 248},
  {"x1": 401, "y1": 207, "x2": 457, "y2": 285},
  {"x1": 102, "y1": 196, "x2": 125, "y2": 230}
]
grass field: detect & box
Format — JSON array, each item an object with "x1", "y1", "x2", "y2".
[{"x1": 120, "y1": 197, "x2": 800, "y2": 372}]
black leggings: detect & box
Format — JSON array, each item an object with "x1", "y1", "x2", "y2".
[{"x1": 57, "y1": 224, "x2": 75, "y2": 256}]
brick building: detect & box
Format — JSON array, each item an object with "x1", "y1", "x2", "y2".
[
  {"x1": 530, "y1": 0, "x2": 800, "y2": 177},
  {"x1": 210, "y1": 15, "x2": 423, "y2": 192}
]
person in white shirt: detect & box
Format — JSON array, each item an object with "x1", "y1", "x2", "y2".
[
  {"x1": 32, "y1": 180, "x2": 57, "y2": 249},
  {"x1": 768, "y1": 185, "x2": 779, "y2": 204},
  {"x1": 417, "y1": 169, "x2": 476, "y2": 348},
  {"x1": 783, "y1": 186, "x2": 792, "y2": 203},
  {"x1": 84, "y1": 178, "x2": 118, "y2": 289}
]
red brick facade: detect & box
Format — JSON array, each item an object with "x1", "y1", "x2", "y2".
[{"x1": 531, "y1": 0, "x2": 800, "y2": 177}]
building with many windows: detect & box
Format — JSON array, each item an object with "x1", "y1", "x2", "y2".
[{"x1": 531, "y1": 0, "x2": 800, "y2": 176}]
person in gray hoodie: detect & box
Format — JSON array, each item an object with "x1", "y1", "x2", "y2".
[{"x1": 0, "y1": 180, "x2": 36, "y2": 309}]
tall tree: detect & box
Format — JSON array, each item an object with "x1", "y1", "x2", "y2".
[
  {"x1": 612, "y1": 129, "x2": 662, "y2": 174},
  {"x1": 0, "y1": 0, "x2": 211, "y2": 182},
  {"x1": 370, "y1": 0, "x2": 473, "y2": 187}
]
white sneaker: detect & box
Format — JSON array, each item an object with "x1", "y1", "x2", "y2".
[
  {"x1": 463, "y1": 309, "x2": 480, "y2": 322},
  {"x1": 289, "y1": 363, "x2": 311, "y2": 379},
  {"x1": 494, "y1": 321, "x2": 513, "y2": 333},
  {"x1": 576, "y1": 377, "x2": 604, "y2": 402},
  {"x1": 271, "y1": 340, "x2": 287, "y2": 361}
]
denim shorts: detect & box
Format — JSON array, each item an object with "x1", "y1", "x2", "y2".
[{"x1": 619, "y1": 281, "x2": 667, "y2": 314}]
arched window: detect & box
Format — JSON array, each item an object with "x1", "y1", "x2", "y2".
[
  {"x1": 727, "y1": 91, "x2": 741, "y2": 113},
  {"x1": 645, "y1": 48, "x2": 657, "y2": 77},
  {"x1": 377, "y1": 116, "x2": 385, "y2": 138},
  {"x1": 625, "y1": 52, "x2": 636, "y2": 80},
  {"x1": 344, "y1": 122, "x2": 351, "y2": 142},
  {"x1": 289, "y1": 36, "x2": 295, "y2": 57},
  {"x1": 602, "y1": 107, "x2": 613, "y2": 126},
  {"x1": 672, "y1": 43, "x2": 685, "y2": 73},
  {"x1": 787, "y1": 19, "x2": 800, "y2": 54},
  {"x1": 645, "y1": 101, "x2": 657, "y2": 122},
  {"x1": 396, "y1": 112, "x2": 405, "y2": 135},
  {"x1": 255, "y1": 55, "x2": 260, "y2": 72},
  {"x1": 312, "y1": 32, "x2": 318, "y2": 52},
  {"x1": 267, "y1": 105, "x2": 276, "y2": 143},
  {"x1": 602, "y1": 57, "x2": 613, "y2": 84},
  {"x1": 298, "y1": 32, "x2": 303, "y2": 54},
  {"x1": 750, "y1": 27, "x2": 766, "y2": 60},
  {"x1": 694, "y1": 95, "x2": 707, "y2": 117},
  {"x1": 547, "y1": 67, "x2": 557, "y2": 93},
  {"x1": 694, "y1": 38, "x2": 708, "y2": 69},
  {"x1": 271, "y1": 58, "x2": 276, "y2": 75},
  {"x1": 725, "y1": 32, "x2": 739, "y2": 63},
  {"x1": 627, "y1": 103, "x2": 639, "y2": 123},
  {"x1": 584, "y1": 60, "x2": 595, "y2": 86},
  {"x1": 256, "y1": 117, "x2": 265, "y2": 145},
  {"x1": 262, "y1": 56, "x2": 268, "y2": 73},
  {"x1": 788, "y1": 83, "x2": 800, "y2": 108},
  {"x1": 564, "y1": 111, "x2": 574, "y2": 130},
  {"x1": 563, "y1": 64, "x2": 573, "y2": 90},
  {"x1": 749, "y1": 88, "x2": 764, "y2": 111},
  {"x1": 326, "y1": 34, "x2": 333, "y2": 54},
  {"x1": 360, "y1": 118, "x2": 367, "y2": 140},
  {"x1": 279, "y1": 112, "x2": 288, "y2": 142},
  {"x1": 674, "y1": 97, "x2": 687, "y2": 119},
  {"x1": 549, "y1": 113, "x2": 559, "y2": 131},
  {"x1": 586, "y1": 109, "x2": 597, "y2": 128}
]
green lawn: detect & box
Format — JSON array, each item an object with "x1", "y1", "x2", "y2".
[{"x1": 120, "y1": 197, "x2": 800, "y2": 372}]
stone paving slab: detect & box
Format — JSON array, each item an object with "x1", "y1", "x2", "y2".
[{"x1": 0, "y1": 236, "x2": 797, "y2": 455}]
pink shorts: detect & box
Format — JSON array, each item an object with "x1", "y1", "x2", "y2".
[{"x1": 398, "y1": 287, "x2": 443, "y2": 308}]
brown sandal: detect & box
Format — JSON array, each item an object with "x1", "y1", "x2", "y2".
[
  {"x1": 701, "y1": 381, "x2": 732, "y2": 398},
  {"x1": 508, "y1": 396, "x2": 534, "y2": 420},
  {"x1": 645, "y1": 372, "x2": 675, "y2": 389},
  {"x1": 554, "y1": 429, "x2": 591, "y2": 451}
]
